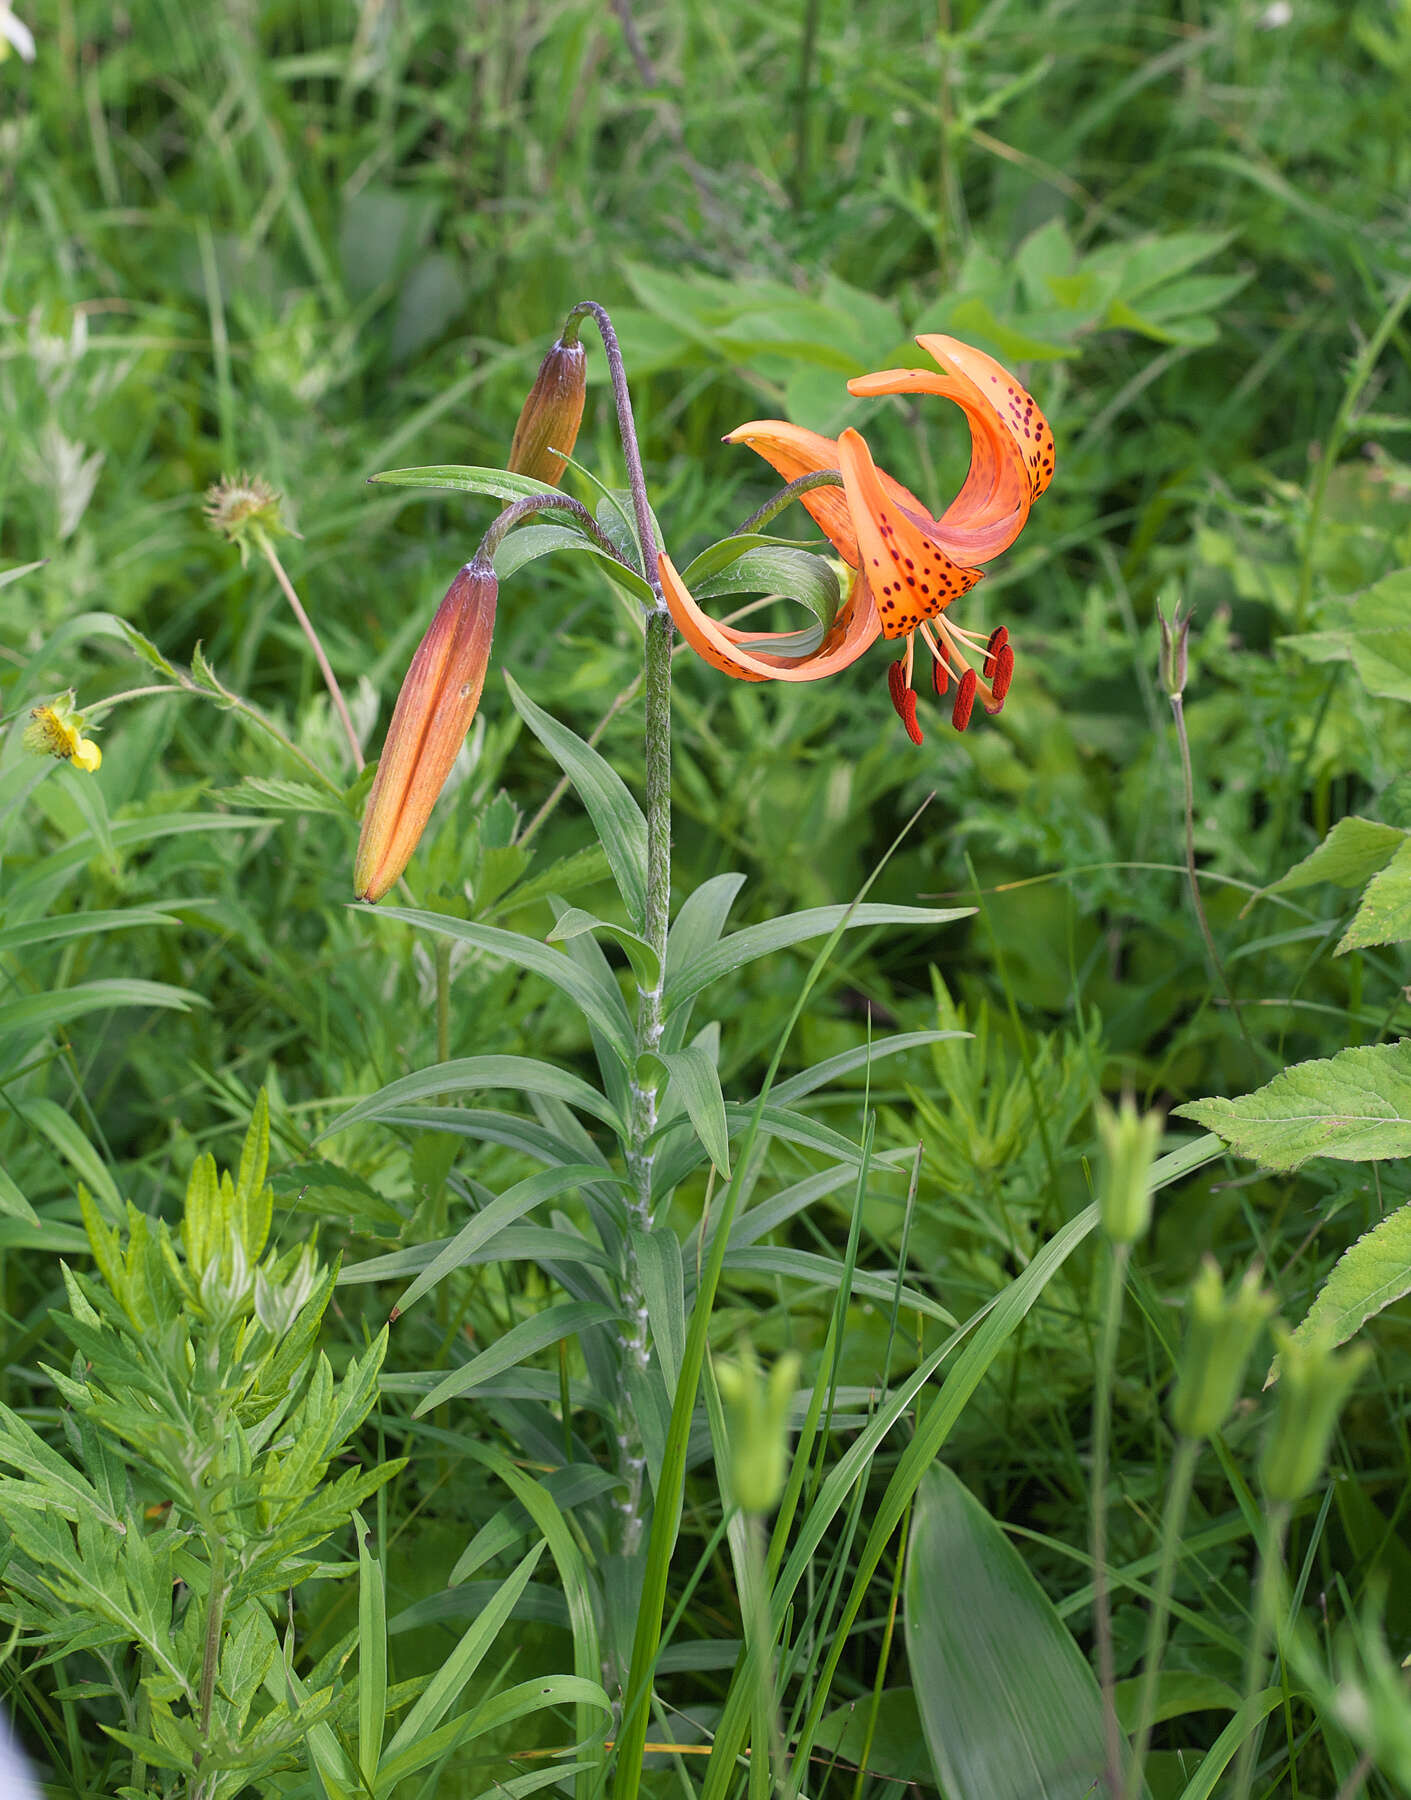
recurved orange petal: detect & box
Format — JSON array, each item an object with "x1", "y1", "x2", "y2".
[
  {"x1": 848, "y1": 355, "x2": 1031, "y2": 563},
  {"x1": 659, "y1": 552, "x2": 881, "y2": 683},
  {"x1": 915, "y1": 334, "x2": 1056, "y2": 502},
  {"x1": 835, "y1": 429, "x2": 982, "y2": 643},
  {"x1": 725, "y1": 421, "x2": 934, "y2": 570}
]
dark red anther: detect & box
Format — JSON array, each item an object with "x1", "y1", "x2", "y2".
[
  {"x1": 991, "y1": 643, "x2": 1014, "y2": 706},
  {"x1": 899, "y1": 687, "x2": 924, "y2": 745},
  {"x1": 887, "y1": 658, "x2": 908, "y2": 715},
  {"x1": 952, "y1": 667, "x2": 978, "y2": 732},
  {"x1": 931, "y1": 653, "x2": 950, "y2": 697},
  {"x1": 982, "y1": 625, "x2": 1009, "y2": 678}
]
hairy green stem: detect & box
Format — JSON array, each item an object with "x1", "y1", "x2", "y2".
[
  {"x1": 1092, "y1": 1240, "x2": 1129, "y2": 1796},
  {"x1": 1125, "y1": 1435, "x2": 1201, "y2": 1799},
  {"x1": 1232, "y1": 1503, "x2": 1290, "y2": 1800},
  {"x1": 561, "y1": 302, "x2": 674, "y2": 1565}
]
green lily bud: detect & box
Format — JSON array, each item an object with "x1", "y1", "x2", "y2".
[
  {"x1": 1096, "y1": 1096, "x2": 1163, "y2": 1245},
  {"x1": 507, "y1": 337, "x2": 587, "y2": 487},
  {"x1": 714, "y1": 1348, "x2": 801, "y2": 1514},
  {"x1": 1170, "y1": 1259, "x2": 1275, "y2": 1440},
  {"x1": 1157, "y1": 596, "x2": 1191, "y2": 700},
  {"x1": 1260, "y1": 1326, "x2": 1371, "y2": 1504}
]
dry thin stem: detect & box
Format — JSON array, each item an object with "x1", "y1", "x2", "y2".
[{"x1": 256, "y1": 530, "x2": 364, "y2": 774}]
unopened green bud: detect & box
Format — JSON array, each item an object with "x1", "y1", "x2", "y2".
[
  {"x1": 1170, "y1": 1259, "x2": 1275, "y2": 1439},
  {"x1": 1096, "y1": 1096, "x2": 1163, "y2": 1245},
  {"x1": 507, "y1": 337, "x2": 587, "y2": 487},
  {"x1": 1260, "y1": 1326, "x2": 1371, "y2": 1504},
  {"x1": 1157, "y1": 596, "x2": 1192, "y2": 699},
  {"x1": 714, "y1": 1348, "x2": 801, "y2": 1514}
]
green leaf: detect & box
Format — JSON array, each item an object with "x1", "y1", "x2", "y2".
[
  {"x1": 0, "y1": 1168, "x2": 39, "y2": 1226},
  {"x1": 666, "y1": 903, "x2": 971, "y2": 1010},
  {"x1": 236, "y1": 776, "x2": 354, "y2": 818},
  {"x1": 905, "y1": 1465, "x2": 1117, "y2": 1800},
  {"x1": 680, "y1": 532, "x2": 822, "y2": 587},
  {"x1": 1176, "y1": 1041, "x2": 1411, "y2": 1170},
  {"x1": 378, "y1": 1539, "x2": 546, "y2": 1766},
  {"x1": 414, "y1": 1302, "x2": 618, "y2": 1412},
  {"x1": 503, "y1": 672, "x2": 649, "y2": 931},
  {"x1": 1267, "y1": 815, "x2": 1408, "y2": 896},
  {"x1": 491, "y1": 521, "x2": 654, "y2": 604},
  {"x1": 355, "y1": 906, "x2": 632, "y2": 1053},
  {"x1": 1278, "y1": 1199, "x2": 1411, "y2": 1370},
  {"x1": 355, "y1": 1510, "x2": 387, "y2": 1783},
  {"x1": 368, "y1": 464, "x2": 567, "y2": 504},
  {"x1": 385, "y1": 1164, "x2": 621, "y2": 1316},
  {"x1": 1285, "y1": 569, "x2": 1411, "y2": 704},
  {"x1": 548, "y1": 907, "x2": 660, "y2": 988},
  {"x1": 694, "y1": 547, "x2": 842, "y2": 633},
  {"x1": 632, "y1": 1227, "x2": 686, "y2": 1397},
  {"x1": 8, "y1": 1097, "x2": 123, "y2": 1217},
  {"x1": 654, "y1": 1045, "x2": 730, "y2": 1178},
  {"x1": 0, "y1": 907, "x2": 180, "y2": 956},
  {"x1": 318, "y1": 1057, "x2": 623, "y2": 1142},
  {"x1": 1339, "y1": 837, "x2": 1411, "y2": 951},
  {"x1": 0, "y1": 978, "x2": 205, "y2": 1040},
  {"x1": 115, "y1": 618, "x2": 181, "y2": 680}
]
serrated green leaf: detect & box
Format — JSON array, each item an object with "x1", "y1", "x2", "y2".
[
  {"x1": 484, "y1": 844, "x2": 612, "y2": 918},
  {"x1": 1339, "y1": 837, "x2": 1411, "y2": 951},
  {"x1": 1267, "y1": 815, "x2": 1408, "y2": 896},
  {"x1": 115, "y1": 618, "x2": 181, "y2": 680},
  {"x1": 1176, "y1": 1041, "x2": 1411, "y2": 1170},
  {"x1": 905, "y1": 1465, "x2": 1121, "y2": 1800},
  {"x1": 503, "y1": 672, "x2": 648, "y2": 930},
  {"x1": 1285, "y1": 569, "x2": 1411, "y2": 703},
  {"x1": 1279, "y1": 1199, "x2": 1411, "y2": 1368},
  {"x1": 236, "y1": 776, "x2": 354, "y2": 818}
]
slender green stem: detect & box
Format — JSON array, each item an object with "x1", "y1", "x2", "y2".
[
  {"x1": 1170, "y1": 691, "x2": 1256, "y2": 1059},
  {"x1": 850, "y1": 1497, "x2": 912, "y2": 1800},
  {"x1": 731, "y1": 469, "x2": 844, "y2": 538},
  {"x1": 1092, "y1": 1240, "x2": 1130, "y2": 1796},
  {"x1": 194, "y1": 1534, "x2": 228, "y2": 1795},
  {"x1": 434, "y1": 938, "x2": 451, "y2": 1069},
  {"x1": 1125, "y1": 1435, "x2": 1201, "y2": 1799},
  {"x1": 479, "y1": 489, "x2": 629, "y2": 566},
  {"x1": 254, "y1": 527, "x2": 364, "y2": 774},
  {"x1": 1232, "y1": 1503, "x2": 1290, "y2": 1800},
  {"x1": 91, "y1": 665, "x2": 344, "y2": 795},
  {"x1": 1295, "y1": 274, "x2": 1411, "y2": 629}
]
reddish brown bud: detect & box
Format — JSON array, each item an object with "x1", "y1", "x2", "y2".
[
  {"x1": 354, "y1": 557, "x2": 499, "y2": 902},
  {"x1": 507, "y1": 338, "x2": 587, "y2": 487},
  {"x1": 952, "y1": 667, "x2": 977, "y2": 732}
]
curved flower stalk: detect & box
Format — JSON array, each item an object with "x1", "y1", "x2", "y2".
[{"x1": 658, "y1": 334, "x2": 1055, "y2": 742}]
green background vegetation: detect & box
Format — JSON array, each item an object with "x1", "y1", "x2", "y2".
[{"x1": 3, "y1": 0, "x2": 1411, "y2": 1794}]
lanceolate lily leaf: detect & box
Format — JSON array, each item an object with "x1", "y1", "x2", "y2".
[{"x1": 905, "y1": 1464, "x2": 1124, "y2": 1800}]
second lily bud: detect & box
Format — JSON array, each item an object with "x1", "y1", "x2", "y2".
[
  {"x1": 354, "y1": 556, "x2": 499, "y2": 903},
  {"x1": 507, "y1": 337, "x2": 587, "y2": 487}
]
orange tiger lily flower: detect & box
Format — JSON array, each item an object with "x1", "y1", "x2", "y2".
[{"x1": 658, "y1": 334, "x2": 1054, "y2": 741}]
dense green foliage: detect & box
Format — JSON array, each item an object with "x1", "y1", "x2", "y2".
[{"x1": 3, "y1": 1, "x2": 1411, "y2": 1795}]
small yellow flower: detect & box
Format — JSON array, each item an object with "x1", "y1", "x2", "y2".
[{"x1": 24, "y1": 691, "x2": 102, "y2": 772}]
